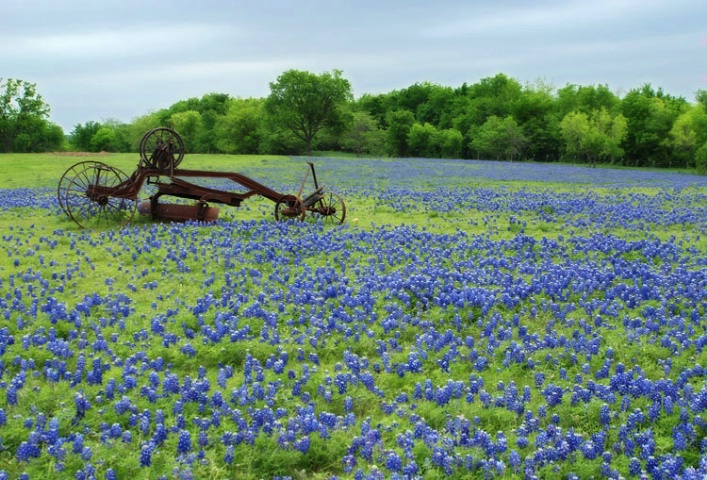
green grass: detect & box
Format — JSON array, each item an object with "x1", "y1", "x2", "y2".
[{"x1": 0, "y1": 153, "x2": 704, "y2": 479}]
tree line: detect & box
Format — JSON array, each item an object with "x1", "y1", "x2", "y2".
[{"x1": 2, "y1": 72, "x2": 705, "y2": 172}]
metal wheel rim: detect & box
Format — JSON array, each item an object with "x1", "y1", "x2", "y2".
[
  {"x1": 57, "y1": 160, "x2": 106, "y2": 215},
  {"x1": 64, "y1": 164, "x2": 136, "y2": 229},
  {"x1": 315, "y1": 192, "x2": 346, "y2": 225},
  {"x1": 139, "y1": 127, "x2": 185, "y2": 170},
  {"x1": 274, "y1": 200, "x2": 306, "y2": 222}
]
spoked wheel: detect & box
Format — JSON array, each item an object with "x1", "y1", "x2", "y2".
[
  {"x1": 312, "y1": 192, "x2": 346, "y2": 225},
  {"x1": 139, "y1": 127, "x2": 185, "y2": 170},
  {"x1": 274, "y1": 199, "x2": 306, "y2": 222},
  {"x1": 57, "y1": 160, "x2": 105, "y2": 215},
  {"x1": 64, "y1": 163, "x2": 137, "y2": 229}
]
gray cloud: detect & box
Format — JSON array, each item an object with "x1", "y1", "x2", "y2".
[{"x1": 3, "y1": 0, "x2": 704, "y2": 131}]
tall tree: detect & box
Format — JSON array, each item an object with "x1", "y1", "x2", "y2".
[
  {"x1": 385, "y1": 109, "x2": 415, "y2": 157},
  {"x1": 513, "y1": 80, "x2": 559, "y2": 162},
  {"x1": 341, "y1": 111, "x2": 385, "y2": 156},
  {"x1": 621, "y1": 84, "x2": 685, "y2": 167},
  {"x1": 168, "y1": 110, "x2": 203, "y2": 153},
  {"x1": 264, "y1": 69, "x2": 353, "y2": 155},
  {"x1": 556, "y1": 83, "x2": 619, "y2": 116},
  {"x1": 0, "y1": 78, "x2": 52, "y2": 152},
  {"x1": 669, "y1": 103, "x2": 706, "y2": 169},
  {"x1": 407, "y1": 122, "x2": 438, "y2": 158},
  {"x1": 436, "y1": 128, "x2": 463, "y2": 159},
  {"x1": 471, "y1": 115, "x2": 526, "y2": 161},
  {"x1": 559, "y1": 112, "x2": 590, "y2": 162},
  {"x1": 215, "y1": 98, "x2": 264, "y2": 154},
  {"x1": 70, "y1": 121, "x2": 102, "y2": 151},
  {"x1": 560, "y1": 108, "x2": 627, "y2": 166}
]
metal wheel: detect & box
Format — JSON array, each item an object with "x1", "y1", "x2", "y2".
[
  {"x1": 139, "y1": 127, "x2": 185, "y2": 170},
  {"x1": 64, "y1": 163, "x2": 136, "y2": 229},
  {"x1": 312, "y1": 192, "x2": 346, "y2": 225},
  {"x1": 57, "y1": 160, "x2": 105, "y2": 215},
  {"x1": 274, "y1": 199, "x2": 306, "y2": 222}
]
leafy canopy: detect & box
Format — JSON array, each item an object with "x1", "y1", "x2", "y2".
[{"x1": 264, "y1": 69, "x2": 353, "y2": 155}]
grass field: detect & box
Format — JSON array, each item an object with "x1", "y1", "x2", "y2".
[{"x1": 0, "y1": 153, "x2": 705, "y2": 479}]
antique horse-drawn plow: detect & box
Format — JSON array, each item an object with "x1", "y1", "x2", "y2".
[{"x1": 57, "y1": 128, "x2": 346, "y2": 229}]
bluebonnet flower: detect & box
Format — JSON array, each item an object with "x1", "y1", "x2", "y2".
[
  {"x1": 600, "y1": 404, "x2": 611, "y2": 425},
  {"x1": 224, "y1": 445, "x2": 234, "y2": 464},
  {"x1": 177, "y1": 430, "x2": 192, "y2": 455},
  {"x1": 140, "y1": 443, "x2": 153, "y2": 467},
  {"x1": 385, "y1": 451, "x2": 403, "y2": 472}
]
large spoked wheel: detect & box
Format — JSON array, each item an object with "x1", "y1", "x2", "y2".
[
  {"x1": 312, "y1": 192, "x2": 346, "y2": 225},
  {"x1": 139, "y1": 127, "x2": 185, "y2": 170},
  {"x1": 57, "y1": 160, "x2": 105, "y2": 215},
  {"x1": 274, "y1": 199, "x2": 306, "y2": 222},
  {"x1": 64, "y1": 163, "x2": 136, "y2": 229}
]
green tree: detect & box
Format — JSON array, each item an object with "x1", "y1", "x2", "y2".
[
  {"x1": 128, "y1": 114, "x2": 162, "y2": 151},
  {"x1": 215, "y1": 98, "x2": 264, "y2": 154},
  {"x1": 70, "y1": 121, "x2": 102, "y2": 151},
  {"x1": 621, "y1": 84, "x2": 685, "y2": 167},
  {"x1": 341, "y1": 111, "x2": 385, "y2": 156},
  {"x1": 513, "y1": 80, "x2": 559, "y2": 161},
  {"x1": 168, "y1": 110, "x2": 203, "y2": 153},
  {"x1": 559, "y1": 111, "x2": 590, "y2": 162},
  {"x1": 669, "y1": 103, "x2": 706, "y2": 169},
  {"x1": 407, "y1": 122, "x2": 438, "y2": 158},
  {"x1": 694, "y1": 142, "x2": 707, "y2": 173},
  {"x1": 90, "y1": 127, "x2": 118, "y2": 152},
  {"x1": 264, "y1": 69, "x2": 353, "y2": 155},
  {"x1": 385, "y1": 109, "x2": 415, "y2": 157},
  {"x1": 560, "y1": 108, "x2": 627, "y2": 166},
  {"x1": 471, "y1": 115, "x2": 526, "y2": 161},
  {"x1": 436, "y1": 128, "x2": 463, "y2": 158},
  {"x1": 0, "y1": 78, "x2": 52, "y2": 152},
  {"x1": 556, "y1": 83, "x2": 619, "y2": 116},
  {"x1": 355, "y1": 93, "x2": 391, "y2": 128},
  {"x1": 464, "y1": 74, "x2": 523, "y2": 127}
]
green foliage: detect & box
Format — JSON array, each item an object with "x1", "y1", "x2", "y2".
[
  {"x1": 669, "y1": 103, "x2": 707, "y2": 169},
  {"x1": 436, "y1": 127, "x2": 463, "y2": 159},
  {"x1": 264, "y1": 69, "x2": 353, "y2": 155},
  {"x1": 70, "y1": 120, "x2": 131, "y2": 152},
  {"x1": 621, "y1": 84, "x2": 686, "y2": 167},
  {"x1": 471, "y1": 115, "x2": 526, "y2": 160},
  {"x1": 70, "y1": 121, "x2": 102, "y2": 151},
  {"x1": 385, "y1": 109, "x2": 415, "y2": 157},
  {"x1": 560, "y1": 108, "x2": 627, "y2": 165},
  {"x1": 215, "y1": 98, "x2": 264, "y2": 154},
  {"x1": 0, "y1": 78, "x2": 60, "y2": 152},
  {"x1": 341, "y1": 111, "x2": 386, "y2": 156},
  {"x1": 90, "y1": 126, "x2": 119, "y2": 152},
  {"x1": 694, "y1": 141, "x2": 707, "y2": 174},
  {"x1": 555, "y1": 83, "x2": 619, "y2": 116},
  {"x1": 407, "y1": 123, "x2": 463, "y2": 159},
  {"x1": 5, "y1": 73, "x2": 704, "y2": 170},
  {"x1": 169, "y1": 110, "x2": 203, "y2": 153},
  {"x1": 407, "y1": 122, "x2": 438, "y2": 158}
]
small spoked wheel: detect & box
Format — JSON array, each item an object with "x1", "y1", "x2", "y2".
[
  {"x1": 64, "y1": 163, "x2": 136, "y2": 229},
  {"x1": 274, "y1": 200, "x2": 306, "y2": 222},
  {"x1": 57, "y1": 160, "x2": 106, "y2": 215},
  {"x1": 139, "y1": 127, "x2": 185, "y2": 170},
  {"x1": 312, "y1": 192, "x2": 346, "y2": 225}
]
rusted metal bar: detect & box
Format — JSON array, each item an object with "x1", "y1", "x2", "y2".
[{"x1": 58, "y1": 128, "x2": 345, "y2": 228}]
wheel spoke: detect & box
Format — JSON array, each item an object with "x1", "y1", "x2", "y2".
[
  {"x1": 63, "y1": 164, "x2": 136, "y2": 229},
  {"x1": 311, "y1": 192, "x2": 345, "y2": 225},
  {"x1": 139, "y1": 128, "x2": 185, "y2": 169}
]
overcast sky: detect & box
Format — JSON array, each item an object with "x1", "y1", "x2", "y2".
[{"x1": 3, "y1": 0, "x2": 705, "y2": 132}]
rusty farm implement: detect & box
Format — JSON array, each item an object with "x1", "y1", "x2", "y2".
[{"x1": 57, "y1": 128, "x2": 346, "y2": 229}]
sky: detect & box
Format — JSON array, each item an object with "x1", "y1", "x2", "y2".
[{"x1": 3, "y1": 0, "x2": 705, "y2": 132}]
